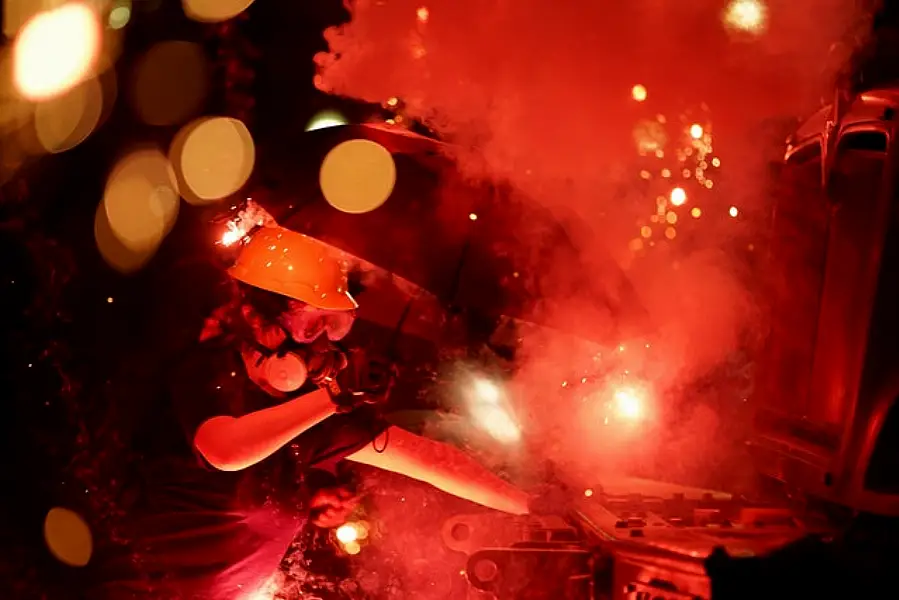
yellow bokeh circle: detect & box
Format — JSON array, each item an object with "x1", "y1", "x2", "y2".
[
  {"x1": 34, "y1": 77, "x2": 104, "y2": 153},
  {"x1": 102, "y1": 149, "x2": 180, "y2": 253},
  {"x1": 176, "y1": 116, "x2": 255, "y2": 204},
  {"x1": 44, "y1": 507, "x2": 93, "y2": 567},
  {"x1": 319, "y1": 139, "x2": 396, "y2": 214},
  {"x1": 182, "y1": 0, "x2": 255, "y2": 23}
]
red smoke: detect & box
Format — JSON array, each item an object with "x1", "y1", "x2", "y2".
[{"x1": 314, "y1": 0, "x2": 874, "y2": 484}]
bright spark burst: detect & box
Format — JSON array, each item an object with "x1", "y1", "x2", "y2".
[
  {"x1": 723, "y1": 0, "x2": 767, "y2": 34},
  {"x1": 613, "y1": 387, "x2": 643, "y2": 421}
]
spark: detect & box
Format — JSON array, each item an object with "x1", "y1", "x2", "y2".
[
  {"x1": 670, "y1": 187, "x2": 687, "y2": 206},
  {"x1": 690, "y1": 124, "x2": 703, "y2": 139},
  {"x1": 729, "y1": 206, "x2": 739, "y2": 217},
  {"x1": 724, "y1": 0, "x2": 767, "y2": 33},
  {"x1": 631, "y1": 84, "x2": 647, "y2": 102}
]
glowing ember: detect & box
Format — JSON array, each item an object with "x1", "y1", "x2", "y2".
[
  {"x1": 729, "y1": 206, "x2": 739, "y2": 217},
  {"x1": 691, "y1": 207, "x2": 702, "y2": 218},
  {"x1": 670, "y1": 187, "x2": 687, "y2": 206},
  {"x1": 631, "y1": 84, "x2": 647, "y2": 102},
  {"x1": 336, "y1": 523, "x2": 359, "y2": 543},
  {"x1": 690, "y1": 123, "x2": 703, "y2": 139},
  {"x1": 416, "y1": 6, "x2": 429, "y2": 23},
  {"x1": 723, "y1": 0, "x2": 767, "y2": 33},
  {"x1": 584, "y1": 488, "x2": 594, "y2": 497}
]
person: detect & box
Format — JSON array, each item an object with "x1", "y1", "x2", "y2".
[{"x1": 89, "y1": 215, "x2": 530, "y2": 599}]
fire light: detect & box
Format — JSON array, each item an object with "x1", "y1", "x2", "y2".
[
  {"x1": 723, "y1": 0, "x2": 767, "y2": 34},
  {"x1": 613, "y1": 387, "x2": 643, "y2": 421},
  {"x1": 466, "y1": 376, "x2": 521, "y2": 443},
  {"x1": 631, "y1": 84, "x2": 648, "y2": 102},
  {"x1": 336, "y1": 523, "x2": 359, "y2": 544},
  {"x1": 670, "y1": 187, "x2": 687, "y2": 206},
  {"x1": 473, "y1": 378, "x2": 500, "y2": 403},
  {"x1": 220, "y1": 223, "x2": 245, "y2": 247}
]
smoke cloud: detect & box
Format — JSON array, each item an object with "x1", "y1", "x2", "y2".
[{"x1": 314, "y1": 0, "x2": 874, "y2": 485}]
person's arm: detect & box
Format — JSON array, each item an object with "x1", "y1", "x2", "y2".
[
  {"x1": 194, "y1": 387, "x2": 336, "y2": 471},
  {"x1": 346, "y1": 426, "x2": 530, "y2": 515}
]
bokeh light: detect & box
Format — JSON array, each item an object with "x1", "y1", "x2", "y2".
[
  {"x1": 691, "y1": 207, "x2": 702, "y2": 218},
  {"x1": 173, "y1": 117, "x2": 255, "y2": 204},
  {"x1": 723, "y1": 0, "x2": 767, "y2": 34},
  {"x1": 690, "y1": 123, "x2": 703, "y2": 139},
  {"x1": 631, "y1": 84, "x2": 647, "y2": 102},
  {"x1": 96, "y1": 149, "x2": 179, "y2": 272},
  {"x1": 344, "y1": 541, "x2": 362, "y2": 555},
  {"x1": 108, "y1": 0, "x2": 131, "y2": 29},
  {"x1": 729, "y1": 206, "x2": 739, "y2": 217},
  {"x1": 43, "y1": 508, "x2": 92, "y2": 567},
  {"x1": 182, "y1": 0, "x2": 255, "y2": 23},
  {"x1": 130, "y1": 41, "x2": 209, "y2": 127},
  {"x1": 13, "y1": 3, "x2": 101, "y2": 101},
  {"x1": 305, "y1": 109, "x2": 349, "y2": 132},
  {"x1": 670, "y1": 187, "x2": 687, "y2": 206},
  {"x1": 34, "y1": 77, "x2": 103, "y2": 154},
  {"x1": 320, "y1": 139, "x2": 397, "y2": 214},
  {"x1": 336, "y1": 523, "x2": 358, "y2": 543}
]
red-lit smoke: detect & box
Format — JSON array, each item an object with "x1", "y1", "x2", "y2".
[{"x1": 314, "y1": 0, "x2": 874, "y2": 485}]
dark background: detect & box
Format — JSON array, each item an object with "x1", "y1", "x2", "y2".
[{"x1": 2, "y1": 0, "x2": 899, "y2": 597}]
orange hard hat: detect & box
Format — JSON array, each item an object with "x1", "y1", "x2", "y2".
[{"x1": 228, "y1": 226, "x2": 357, "y2": 311}]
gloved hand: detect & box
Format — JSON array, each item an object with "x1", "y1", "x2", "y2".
[{"x1": 317, "y1": 348, "x2": 397, "y2": 412}]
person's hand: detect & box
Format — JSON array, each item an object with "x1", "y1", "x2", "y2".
[{"x1": 308, "y1": 486, "x2": 360, "y2": 528}]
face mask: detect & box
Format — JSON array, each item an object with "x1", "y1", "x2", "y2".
[{"x1": 280, "y1": 303, "x2": 356, "y2": 344}]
